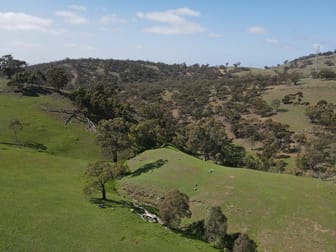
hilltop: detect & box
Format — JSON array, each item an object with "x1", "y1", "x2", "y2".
[{"x1": 273, "y1": 50, "x2": 336, "y2": 77}]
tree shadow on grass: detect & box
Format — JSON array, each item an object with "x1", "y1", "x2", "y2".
[
  {"x1": 14, "y1": 86, "x2": 52, "y2": 97},
  {"x1": 130, "y1": 159, "x2": 167, "y2": 177},
  {"x1": 89, "y1": 198, "x2": 257, "y2": 250},
  {"x1": 0, "y1": 141, "x2": 47, "y2": 151},
  {"x1": 168, "y1": 225, "x2": 242, "y2": 249},
  {"x1": 89, "y1": 197, "x2": 153, "y2": 215},
  {"x1": 90, "y1": 198, "x2": 134, "y2": 209}
]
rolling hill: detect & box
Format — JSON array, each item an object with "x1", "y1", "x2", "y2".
[
  {"x1": 1, "y1": 50, "x2": 335, "y2": 251},
  {"x1": 0, "y1": 88, "x2": 335, "y2": 251},
  {"x1": 276, "y1": 51, "x2": 336, "y2": 76},
  {"x1": 122, "y1": 148, "x2": 336, "y2": 252},
  {"x1": 0, "y1": 92, "x2": 215, "y2": 252}
]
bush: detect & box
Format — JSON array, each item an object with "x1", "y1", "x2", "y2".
[
  {"x1": 204, "y1": 206, "x2": 228, "y2": 249},
  {"x1": 317, "y1": 69, "x2": 336, "y2": 80},
  {"x1": 184, "y1": 220, "x2": 205, "y2": 240},
  {"x1": 324, "y1": 60, "x2": 335, "y2": 66},
  {"x1": 232, "y1": 233, "x2": 257, "y2": 252},
  {"x1": 159, "y1": 190, "x2": 191, "y2": 228}
]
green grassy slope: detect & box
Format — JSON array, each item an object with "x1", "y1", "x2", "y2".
[
  {"x1": 0, "y1": 92, "x2": 215, "y2": 251},
  {"x1": 0, "y1": 145, "x2": 214, "y2": 252},
  {"x1": 123, "y1": 148, "x2": 336, "y2": 252},
  {"x1": 0, "y1": 93, "x2": 100, "y2": 160},
  {"x1": 263, "y1": 78, "x2": 336, "y2": 133},
  {"x1": 1, "y1": 75, "x2": 335, "y2": 251}
]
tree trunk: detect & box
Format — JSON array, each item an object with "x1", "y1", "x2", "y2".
[
  {"x1": 112, "y1": 151, "x2": 118, "y2": 163},
  {"x1": 102, "y1": 185, "x2": 106, "y2": 200},
  {"x1": 14, "y1": 131, "x2": 18, "y2": 143},
  {"x1": 203, "y1": 151, "x2": 209, "y2": 161}
]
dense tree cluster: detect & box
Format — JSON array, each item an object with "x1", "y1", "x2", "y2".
[
  {"x1": 296, "y1": 132, "x2": 336, "y2": 176},
  {"x1": 28, "y1": 58, "x2": 223, "y2": 88},
  {"x1": 71, "y1": 84, "x2": 130, "y2": 122},
  {"x1": 306, "y1": 100, "x2": 336, "y2": 129},
  {"x1": 46, "y1": 67, "x2": 70, "y2": 90},
  {"x1": 184, "y1": 205, "x2": 257, "y2": 251},
  {"x1": 180, "y1": 119, "x2": 246, "y2": 166},
  {"x1": 299, "y1": 100, "x2": 336, "y2": 176}
]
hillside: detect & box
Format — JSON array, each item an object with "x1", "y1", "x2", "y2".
[
  {"x1": 27, "y1": 50, "x2": 336, "y2": 87},
  {"x1": 1, "y1": 49, "x2": 335, "y2": 251},
  {"x1": 0, "y1": 90, "x2": 335, "y2": 251},
  {"x1": 122, "y1": 148, "x2": 336, "y2": 251},
  {"x1": 28, "y1": 58, "x2": 223, "y2": 89},
  {"x1": 0, "y1": 145, "x2": 217, "y2": 252},
  {"x1": 5, "y1": 51, "x2": 336, "y2": 176},
  {"x1": 275, "y1": 50, "x2": 336, "y2": 77},
  {"x1": 263, "y1": 78, "x2": 336, "y2": 133},
  {"x1": 0, "y1": 92, "x2": 215, "y2": 252}
]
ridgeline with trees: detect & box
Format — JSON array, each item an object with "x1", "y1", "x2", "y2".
[{"x1": 2, "y1": 53, "x2": 336, "y2": 178}]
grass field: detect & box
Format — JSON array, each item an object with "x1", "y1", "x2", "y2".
[
  {"x1": 0, "y1": 145, "x2": 215, "y2": 252},
  {"x1": 123, "y1": 148, "x2": 336, "y2": 252},
  {"x1": 1, "y1": 80, "x2": 335, "y2": 251},
  {"x1": 0, "y1": 93, "x2": 100, "y2": 160},
  {"x1": 0, "y1": 92, "x2": 216, "y2": 251},
  {"x1": 263, "y1": 78, "x2": 336, "y2": 133}
]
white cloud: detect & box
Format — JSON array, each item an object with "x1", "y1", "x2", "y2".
[
  {"x1": 247, "y1": 26, "x2": 266, "y2": 35},
  {"x1": 169, "y1": 8, "x2": 200, "y2": 17},
  {"x1": 12, "y1": 41, "x2": 41, "y2": 47},
  {"x1": 56, "y1": 11, "x2": 87, "y2": 24},
  {"x1": 64, "y1": 43, "x2": 95, "y2": 50},
  {"x1": 0, "y1": 47, "x2": 12, "y2": 52},
  {"x1": 100, "y1": 15, "x2": 127, "y2": 25},
  {"x1": 137, "y1": 8, "x2": 204, "y2": 35},
  {"x1": 266, "y1": 38, "x2": 279, "y2": 44},
  {"x1": 208, "y1": 32, "x2": 222, "y2": 38},
  {"x1": 0, "y1": 12, "x2": 52, "y2": 32},
  {"x1": 69, "y1": 5, "x2": 88, "y2": 12}
]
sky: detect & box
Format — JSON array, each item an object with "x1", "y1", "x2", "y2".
[{"x1": 0, "y1": 0, "x2": 336, "y2": 67}]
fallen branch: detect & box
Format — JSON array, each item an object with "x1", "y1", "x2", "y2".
[{"x1": 41, "y1": 106, "x2": 96, "y2": 133}]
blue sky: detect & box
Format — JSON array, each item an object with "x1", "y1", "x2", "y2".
[{"x1": 1, "y1": 0, "x2": 335, "y2": 67}]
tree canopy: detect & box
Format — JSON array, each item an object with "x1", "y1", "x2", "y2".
[
  {"x1": 159, "y1": 190, "x2": 191, "y2": 228},
  {"x1": 83, "y1": 161, "x2": 125, "y2": 200},
  {"x1": 46, "y1": 67, "x2": 70, "y2": 90},
  {"x1": 204, "y1": 206, "x2": 228, "y2": 249},
  {"x1": 0, "y1": 54, "x2": 27, "y2": 79},
  {"x1": 96, "y1": 117, "x2": 130, "y2": 162}
]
